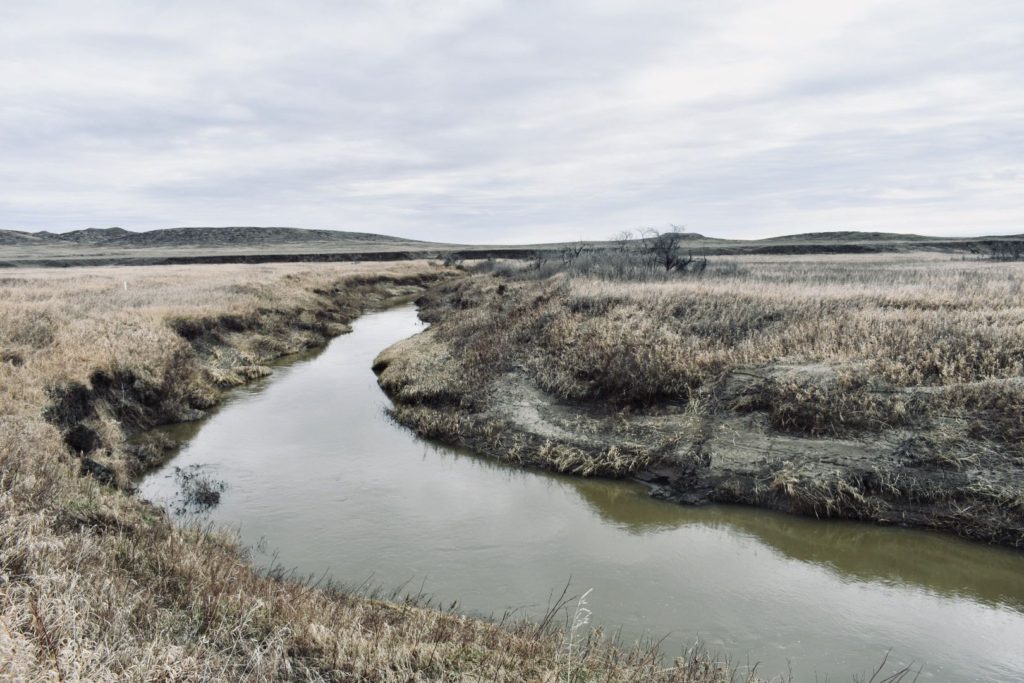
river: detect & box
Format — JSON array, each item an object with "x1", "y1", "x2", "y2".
[{"x1": 138, "y1": 304, "x2": 1024, "y2": 681}]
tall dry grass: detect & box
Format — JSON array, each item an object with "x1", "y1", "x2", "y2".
[
  {"x1": 376, "y1": 253, "x2": 1024, "y2": 544},
  {"x1": 0, "y1": 261, "x2": 753, "y2": 681},
  {"x1": 423, "y1": 254, "x2": 1024, "y2": 428}
]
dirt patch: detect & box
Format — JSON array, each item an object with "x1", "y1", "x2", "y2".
[{"x1": 168, "y1": 464, "x2": 227, "y2": 515}]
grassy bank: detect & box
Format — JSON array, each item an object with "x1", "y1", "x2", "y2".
[
  {"x1": 0, "y1": 261, "x2": 760, "y2": 681},
  {"x1": 375, "y1": 253, "x2": 1024, "y2": 546}
]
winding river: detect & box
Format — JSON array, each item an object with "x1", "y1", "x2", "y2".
[{"x1": 138, "y1": 304, "x2": 1024, "y2": 681}]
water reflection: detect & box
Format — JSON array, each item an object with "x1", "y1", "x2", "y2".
[
  {"x1": 568, "y1": 476, "x2": 1024, "y2": 611},
  {"x1": 138, "y1": 304, "x2": 1024, "y2": 681}
]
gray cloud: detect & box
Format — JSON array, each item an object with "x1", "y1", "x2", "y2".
[{"x1": 1, "y1": 0, "x2": 1022, "y2": 242}]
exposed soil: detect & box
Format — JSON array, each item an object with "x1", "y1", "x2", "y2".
[
  {"x1": 42, "y1": 273, "x2": 450, "y2": 482},
  {"x1": 374, "y1": 297, "x2": 1024, "y2": 549},
  {"x1": 169, "y1": 464, "x2": 227, "y2": 515}
]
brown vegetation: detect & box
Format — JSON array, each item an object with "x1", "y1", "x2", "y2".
[
  {"x1": 0, "y1": 261, "x2": 758, "y2": 681},
  {"x1": 375, "y1": 253, "x2": 1024, "y2": 546},
  {"x1": 4, "y1": 225, "x2": 1023, "y2": 268}
]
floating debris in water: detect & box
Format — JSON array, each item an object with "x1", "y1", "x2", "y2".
[{"x1": 169, "y1": 464, "x2": 227, "y2": 515}]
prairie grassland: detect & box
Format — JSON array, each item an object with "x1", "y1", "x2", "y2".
[
  {"x1": 414, "y1": 253, "x2": 1024, "y2": 405},
  {"x1": 376, "y1": 253, "x2": 1024, "y2": 544},
  {"x1": 544, "y1": 254, "x2": 1024, "y2": 413},
  {"x1": 0, "y1": 262, "x2": 751, "y2": 681},
  {"x1": 1, "y1": 262, "x2": 449, "y2": 480}
]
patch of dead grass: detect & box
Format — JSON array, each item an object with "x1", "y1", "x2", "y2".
[{"x1": 0, "y1": 261, "x2": 753, "y2": 681}]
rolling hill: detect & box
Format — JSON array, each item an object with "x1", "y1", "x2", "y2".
[{"x1": 0, "y1": 225, "x2": 1021, "y2": 267}]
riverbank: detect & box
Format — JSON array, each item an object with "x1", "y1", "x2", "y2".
[
  {"x1": 0, "y1": 261, "x2": 760, "y2": 680},
  {"x1": 139, "y1": 302, "x2": 1024, "y2": 681},
  {"x1": 374, "y1": 254, "x2": 1024, "y2": 547}
]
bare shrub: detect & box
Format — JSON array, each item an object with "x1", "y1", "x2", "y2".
[
  {"x1": 640, "y1": 225, "x2": 702, "y2": 272},
  {"x1": 989, "y1": 240, "x2": 1024, "y2": 261}
]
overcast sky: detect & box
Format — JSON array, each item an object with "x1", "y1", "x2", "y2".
[{"x1": 1, "y1": 1, "x2": 1021, "y2": 243}]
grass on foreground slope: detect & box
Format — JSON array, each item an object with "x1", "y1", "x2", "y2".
[
  {"x1": 376, "y1": 253, "x2": 1024, "y2": 544},
  {"x1": 0, "y1": 262, "x2": 753, "y2": 681}
]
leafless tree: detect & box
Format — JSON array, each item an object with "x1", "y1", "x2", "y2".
[
  {"x1": 560, "y1": 241, "x2": 586, "y2": 265},
  {"x1": 609, "y1": 230, "x2": 635, "y2": 251},
  {"x1": 641, "y1": 224, "x2": 693, "y2": 271}
]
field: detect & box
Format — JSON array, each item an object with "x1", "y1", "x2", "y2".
[
  {"x1": 376, "y1": 251, "x2": 1024, "y2": 545},
  {"x1": 0, "y1": 227, "x2": 444, "y2": 268},
  {"x1": 0, "y1": 261, "x2": 753, "y2": 681},
  {"x1": 3, "y1": 225, "x2": 1023, "y2": 268}
]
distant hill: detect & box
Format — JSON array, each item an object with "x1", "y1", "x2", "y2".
[
  {"x1": 759, "y1": 231, "x2": 932, "y2": 242},
  {"x1": 0, "y1": 229, "x2": 49, "y2": 245},
  {"x1": 0, "y1": 225, "x2": 1021, "y2": 267},
  {"x1": 20, "y1": 226, "x2": 423, "y2": 248}
]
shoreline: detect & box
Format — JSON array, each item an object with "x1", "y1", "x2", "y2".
[
  {"x1": 1, "y1": 261, "x2": 757, "y2": 681},
  {"x1": 373, "y1": 268, "x2": 1024, "y2": 549}
]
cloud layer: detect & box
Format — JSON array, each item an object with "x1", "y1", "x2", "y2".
[{"x1": 2, "y1": 0, "x2": 1022, "y2": 242}]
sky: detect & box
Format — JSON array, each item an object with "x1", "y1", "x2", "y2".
[{"x1": 1, "y1": 1, "x2": 1022, "y2": 244}]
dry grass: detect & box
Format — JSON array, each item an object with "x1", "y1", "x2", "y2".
[
  {"x1": 376, "y1": 253, "x2": 1024, "y2": 544},
  {"x1": 0, "y1": 261, "x2": 756, "y2": 681},
  {"x1": 416, "y1": 253, "x2": 1024, "y2": 428}
]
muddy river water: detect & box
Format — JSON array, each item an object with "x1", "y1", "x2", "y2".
[{"x1": 139, "y1": 304, "x2": 1024, "y2": 681}]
